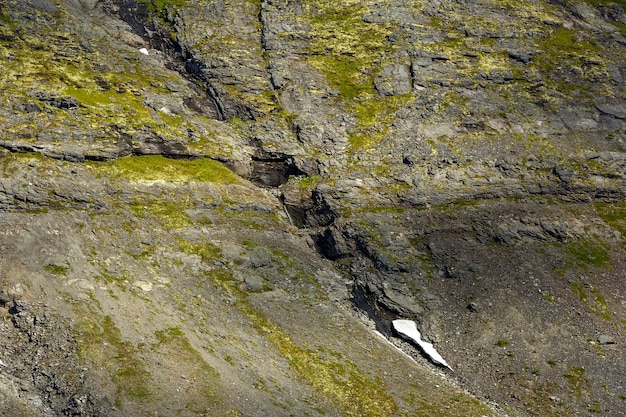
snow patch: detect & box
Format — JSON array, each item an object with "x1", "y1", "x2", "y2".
[{"x1": 392, "y1": 319, "x2": 453, "y2": 371}]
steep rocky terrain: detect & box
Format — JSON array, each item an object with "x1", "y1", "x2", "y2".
[{"x1": 1, "y1": 0, "x2": 625, "y2": 416}]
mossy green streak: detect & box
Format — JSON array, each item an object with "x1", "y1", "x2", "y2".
[
  {"x1": 303, "y1": 0, "x2": 412, "y2": 149},
  {"x1": 89, "y1": 155, "x2": 239, "y2": 183}
]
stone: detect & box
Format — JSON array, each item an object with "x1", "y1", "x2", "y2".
[
  {"x1": 467, "y1": 302, "x2": 479, "y2": 313},
  {"x1": 134, "y1": 281, "x2": 153, "y2": 292},
  {"x1": 382, "y1": 285, "x2": 424, "y2": 315},
  {"x1": 249, "y1": 249, "x2": 271, "y2": 268},
  {"x1": 598, "y1": 335, "x2": 615, "y2": 345},
  {"x1": 596, "y1": 101, "x2": 626, "y2": 119},
  {"x1": 374, "y1": 64, "x2": 413, "y2": 96},
  {"x1": 244, "y1": 275, "x2": 265, "y2": 291}
]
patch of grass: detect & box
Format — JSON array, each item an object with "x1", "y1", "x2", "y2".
[
  {"x1": 302, "y1": 0, "x2": 413, "y2": 150},
  {"x1": 44, "y1": 263, "x2": 69, "y2": 275},
  {"x1": 588, "y1": 284, "x2": 614, "y2": 321},
  {"x1": 569, "y1": 279, "x2": 614, "y2": 321},
  {"x1": 74, "y1": 314, "x2": 151, "y2": 405},
  {"x1": 137, "y1": 0, "x2": 189, "y2": 20},
  {"x1": 175, "y1": 237, "x2": 222, "y2": 263},
  {"x1": 594, "y1": 202, "x2": 626, "y2": 245},
  {"x1": 242, "y1": 305, "x2": 397, "y2": 417},
  {"x1": 184, "y1": 237, "x2": 397, "y2": 416},
  {"x1": 570, "y1": 280, "x2": 588, "y2": 303},
  {"x1": 152, "y1": 326, "x2": 223, "y2": 414},
  {"x1": 496, "y1": 339, "x2": 509, "y2": 347},
  {"x1": 558, "y1": 239, "x2": 611, "y2": 272},
  {"x1": 207, "y1": 267, "x2": 245, "y2": 297},
  {"x1": 531, "y1": 26, "x2": 610, "y2": 103},
  {"x1": 130, "y1": 200, "x2": 194, "y2": 229},
  {"x1": 565, "y1": 366, "x2": 588, "y2": 400},
  {"x1": 589, "y1": 340, "x2": 605, "y2": 358},
  {"x1": 296, "y1": 175, "x2": 320, "y2": 191},
  {"x1": 89, "y1": 155, "x2": 239, "y2": 184},
  {"x1": 541, "y1": 291, "x2": 555, "y2": 303}
]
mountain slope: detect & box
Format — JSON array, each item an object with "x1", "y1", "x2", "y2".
[{"x1": 0, "y1": 0, "x2": 625, "y2": 416}]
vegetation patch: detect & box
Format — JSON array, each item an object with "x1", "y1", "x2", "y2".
[
  {"x1": 175, "y1": 237, "x2": 222, "y2": 264},
  {"x1": 541, "y1": 291, "x2": 556, "y2": 303},
  {"x1": 190, "y1": 242, "x2": 397, "y2": 416},
  {"x1": 74, "y1": 313, "x2": 152, "y2": 406},
  {"x1": 531, "y1": 26, "x2": 611, "y2": 104},
  {"x1": 242, "y1": 305, "x2": 397, "y2": 417},
  {"x1": 130, "y1": 200, "x2": 194, "y2": 229},
  {"x1": 569, "y1": 279, "x2": 614, "y2": 321},
  {"x1": 90, "y1": 155, "x2": 239, "y2": 183},
  {"x1": 565, "y1": 366, "x2": 589, "y2": 400},
  {"x1": 138, "y1": 0, "x2": 189, "y2": 19},
  {"x1": 594, "y1": 202, "x2": 626, "y2": 246},
  {"x1": 44, "y1": 263, "x2": 69, "y2": 275},
  {"x1": 302, "y1": 0, "x2": 413, "y2": 149},
  {"x1": 152, "y1": 326, "x2": 223, "y2": 414},
  {"x1": 556, "y1": 239, "x2": 611, "y2": 273},
  {"x1": 496, "y1": 339, "x2": 510, "y2": 347}
]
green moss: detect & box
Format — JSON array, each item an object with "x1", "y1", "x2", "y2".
[
  {"x1": 302, "y1": 0, "x2": 412, "y2": 150},
  {"x1": 570, "y1": 280, "x2": 588, "y2": 303},
  {"x1": 137, "y1": 0, "x2": 189, "y2": 20},
  {"x1": 559, "y1": 239, "x2": 611, "y2": 272},
  {"x1": 531, "y1": 27, "x2": 609, "y2": 102},
  {"x1": 594, "y1": 202, "x2": 626, "y2": 245},
  {"x1": 565, "y1": 366, "x2": 588, "y2": 400},
  {"x1": 588, "y1": 285, "x2": 614, "y2": 321},
  {"x1": 496, "y1": 339, "x2": 509, "y2": 347},
  {"x1": 224, "y1": 86, "x2": 279, "y2": 114},
  {"x1": 541, "y1": 291, "x2": 555, "y2": 303},
  {"x1": 89, "y1": 155, "x2": 239, "y2": 184},
  {"x1": 569, "y1": 279, "x2": 615, "y2": 321},
  {"x1": 152, "y1": 326, "x2": 223, "y2": 414},
  {"x1": 75, "y1": 314, "x2": 152, "y2": 405},
  {"x1": 130, "y1": 200, "x2": 194, "y2": 229},
  {"x1": 589, "y1": 340, "x2": 606, "y2": 358},
  {"x1": 208, "y1": 267, "x2": 247, "y2": 297},
  {"x1": 0, "y1": 17, "x2": 217, "y2": 147},
  {"x1": 175, "y1": 237, "x2": 222, "y2": 263},
  {"x1": 44, "y1": 264, "x2": 69, "y2": 275},
  {"x1": 95, "y1": 271, "x2": 127, "y2": 284},
  {"x1": 242, "y1": 305, "x2": 397, "y2": 417},
  {"x1": 296, "y1": 175, "x2": 320, "y2": 191}
]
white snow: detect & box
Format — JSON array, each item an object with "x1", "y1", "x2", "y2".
[
  {"x1": 139, "y1": 48, "x2": 149, "y2": 56},
  {"x1": 392, "y1": 319, "x2": 453, "y2": 371}
]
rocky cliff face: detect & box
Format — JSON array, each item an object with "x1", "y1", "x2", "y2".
[{"x1": 1, "y1": 0, "x2": 625, "y2": 416}]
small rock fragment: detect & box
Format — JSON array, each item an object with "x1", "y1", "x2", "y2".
[
  {"x1": 467, "y1": 302, "x2": 479, "y2": 313},
  {"x1": 598, "y1": 335, "x2": 615, "y2": 345}
]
